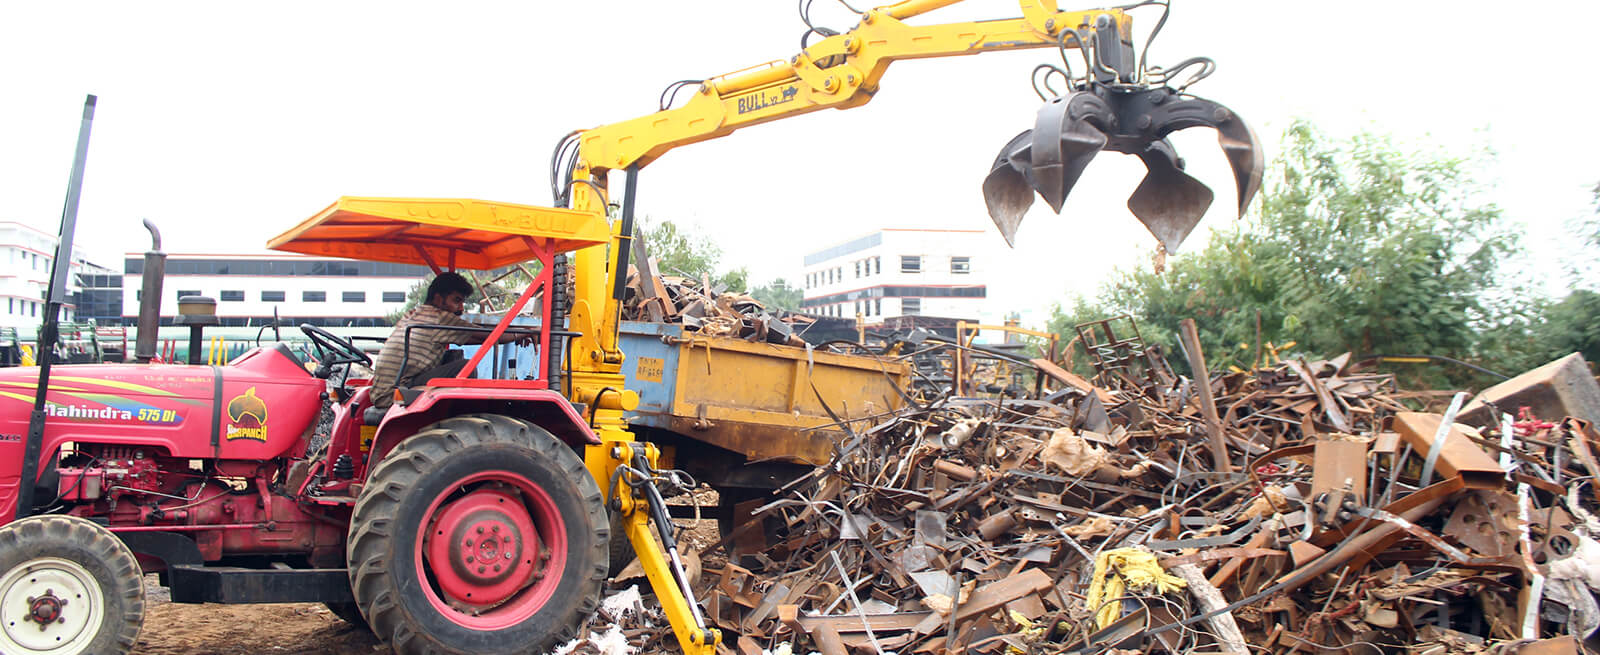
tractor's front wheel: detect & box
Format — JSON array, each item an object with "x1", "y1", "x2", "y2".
[
  {"x1": 348, "y1": 414, "x2": 607, "y2": 655},
  {"x1": 0, "y1": 515, "x2": 144, "y2": 655}
]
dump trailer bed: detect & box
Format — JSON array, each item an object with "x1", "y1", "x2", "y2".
[{"x1": 618, "y1": 321, "x2": 908, "y2": 469}]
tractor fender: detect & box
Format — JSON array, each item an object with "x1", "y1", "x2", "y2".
[{"x1": 366, "y1": 387, "x2": 598, "y2": 469}]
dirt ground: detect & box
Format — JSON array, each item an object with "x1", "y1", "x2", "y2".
[
  {"x1": 134, "y1": 598, "x2": 387, "y2": 655},
  {"x1": 133, "y1": 494, "x2": 726, "y2": 655}
]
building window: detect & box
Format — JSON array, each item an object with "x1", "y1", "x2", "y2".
[
  {"x1": 875, "y1": 256, "x2": 881, "y2": 275},
  {"x1": 219, "y1": 290, "x2": 245, "y2": 302},
  {"x1": 874, "y1": 298, "x2": 882, "y2": 316},
  {"x1": 901, "y1": 256, "x2": 922, "y2": 274},
  {"x1": 302, "y1": 291, "x2": 326, "y2": 303},
  {"x1": 176, "y1": 289, "x2": 201, "y2": 300},
  {"x1": 902, "y1": 298, "x2": 921, "y2": 315},
  {"x1": 261, "y1": 290, "x2": 286, "y2": 302},
  {"x1": 950, "y1": 256, "x2": 971, "y2": 274},
  {"x1": 854, "y1": 261, "x2": 861, "y2": 278},
  {"x1": 342, "y1": 291, "x2": 365, "y2": 303},
  {"x1": 382, "y1": 291, "x2": 406, "y2": 303},
  {"x1": 30, "y1": 302, "x2": 37, "y2": 317}
]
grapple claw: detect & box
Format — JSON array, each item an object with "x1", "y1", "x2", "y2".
[{"x1": 979, "y1": 83, "x2": 1264, "y2": 252}]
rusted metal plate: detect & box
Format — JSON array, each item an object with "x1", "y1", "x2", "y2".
[{"x1": 1390, "y1": 412, "x2": 1504, "y2": 489}]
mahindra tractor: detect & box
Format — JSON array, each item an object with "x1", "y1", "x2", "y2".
[{"x1": 0, "y1": 2, "x2": 1263, "y2": 654}]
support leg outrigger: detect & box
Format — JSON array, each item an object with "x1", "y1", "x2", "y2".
[{"x1": 603, "y1": 442, "x2": 720, "y2": 655}]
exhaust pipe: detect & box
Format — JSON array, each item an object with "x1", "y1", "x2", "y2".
[
  {"x1": 133, "y1": 219, "x2": 165, "y2": 363},
  {"x1": 982, "y1": 14, "x2": 1263, "y2": 253}
]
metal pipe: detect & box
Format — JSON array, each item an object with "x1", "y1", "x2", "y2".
[
  {"x1": 18, "y1": 95, "x2": 96, "y2": 520},
  {"x1": 133, "y1": 219, "x2": 165, "y2": 363}
]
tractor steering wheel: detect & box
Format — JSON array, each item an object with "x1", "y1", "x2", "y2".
[{"x1": 300, "y1": 324, "x2": 372, "y2": 377}]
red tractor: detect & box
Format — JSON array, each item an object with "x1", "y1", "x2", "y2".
[{"x1": 0, "y1": 200, "x2": 631, "y2": 655}]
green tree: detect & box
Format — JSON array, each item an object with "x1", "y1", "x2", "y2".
[
  {"x1": 637, "y1": 217, "x2": 748, "y2": 292},
  {"x1": 750, "y1": 278, "x2": 802, "y2": 311},
  {"x1": 1051, "y1": 120, "x2": 1521, "y2": 387},
  {"x1": 1503, "y1": 182, "x2": 1600, "y2": 368}
]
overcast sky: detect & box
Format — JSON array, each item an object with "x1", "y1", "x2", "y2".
[{"x1": 4, "y1": 1, "x2": 1596, "y2": 327}]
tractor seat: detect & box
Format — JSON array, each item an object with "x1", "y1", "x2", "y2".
[{"x1": 363, "y1": 405, "x2": 387, "y2": 426}]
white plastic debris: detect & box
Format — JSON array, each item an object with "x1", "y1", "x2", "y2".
[
  {"x1": 601, "y1": 584, "x2": 644, "y2": 619},
  {"x1": 587, "y1": 624, "x2": 634, "y2": 655}
]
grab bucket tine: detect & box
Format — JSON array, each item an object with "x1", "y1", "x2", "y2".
[
  {"x1": 1127, "y1": 139, "x2": 1213, "y2": 253},
  {"x1": 981, "y1": 130, "x2": 1037, "y2": 247},
  {"x1": 1030, "y1": 92, "x2": 1112, "y2": 213},
  {"x1": 1217, "y1": 118, "x2": 1264, "y2": 218}
]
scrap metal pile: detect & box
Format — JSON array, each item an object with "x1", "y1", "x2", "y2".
[
  {"x1": 684, "y1": 353, "x2": 1600, "y2": 655},
  {"x1": 622, "y1": 271, "x2": 812, "y2": 347}
]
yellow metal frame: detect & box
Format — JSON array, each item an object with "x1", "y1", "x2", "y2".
[{"x1": 953, "y1": 320, "x2": 1059, "y2": 395}]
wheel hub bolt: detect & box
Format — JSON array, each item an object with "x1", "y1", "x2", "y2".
[
  {"x1": 26, "y1": 591, "x2": 64, "y2": 628},
  {"x1": 466, "y1": 556, "x2": 475, "y2": 563}
]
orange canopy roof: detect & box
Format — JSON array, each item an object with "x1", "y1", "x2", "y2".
[{"x1": 267, "y1": 197, "x2": 611, "y2": 271}]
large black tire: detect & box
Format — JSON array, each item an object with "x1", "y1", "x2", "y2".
[
  {"x1": 348, "y1": 414, "x2": 608, "y2": 655},
  {"x1": 0, "y1": 515, "x2": 144, "y2": 655}
]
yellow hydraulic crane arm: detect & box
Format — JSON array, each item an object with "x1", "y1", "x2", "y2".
[
  {"x1": 575, "y1": 0, "x2": 1129, "y2": 173},
  {"x1": 563, "y1": 0, "x2": 1130, "y2": 369}
]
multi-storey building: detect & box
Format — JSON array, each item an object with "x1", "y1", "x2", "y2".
[
  {"x1": 0, "y1": 221, "x2": 115, "y2": 332},
  {"x1": 116, "y1": 253, "x2": 432, "y2": 327},
  {"x1": 799, "y1": 228, "x2": 988, "y2": 322}
]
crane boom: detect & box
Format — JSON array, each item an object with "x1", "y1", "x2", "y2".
[{"x1": 573, "y1": 3, "x2": 1130, "y2": 173}]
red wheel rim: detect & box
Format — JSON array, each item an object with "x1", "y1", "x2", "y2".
[{"x1": 415, "y1": 470, "x2": 567, "y2": 630}]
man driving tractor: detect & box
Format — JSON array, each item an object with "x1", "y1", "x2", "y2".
[{"x1": 368, "y1": 272, "x2": 527, "y2": 411}]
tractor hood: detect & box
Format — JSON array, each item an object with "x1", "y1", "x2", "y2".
[{"x1": 0, "y1": 344, "x2": 324, "y2": 463}]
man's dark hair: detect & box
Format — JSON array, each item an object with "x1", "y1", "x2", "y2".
[{"x1": 426, "y1": 272, "x2": 474, "y2": 302}]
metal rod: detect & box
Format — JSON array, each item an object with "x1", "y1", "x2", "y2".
[
  {"x1": 18, "y1": 95, "x2": 97, "y2": 520},
  {"x1": 1418, "y1": 392, "x2": 1468, "y2": 487},
  {"x1": 611, "y1": 165, "x2": 639, "y2": 303}
]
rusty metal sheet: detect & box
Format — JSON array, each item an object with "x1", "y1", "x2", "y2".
[{"x1": 1390, "y1": 412, "x2": 1505, "y2": 489}]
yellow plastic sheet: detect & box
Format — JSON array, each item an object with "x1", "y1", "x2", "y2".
[{"x1": 1084, "y1": 546, "x2": 1188, "y2": 629}]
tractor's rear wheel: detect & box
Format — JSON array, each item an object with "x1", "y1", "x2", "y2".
[
  {"x1": 0, "y1": 515, "x2": 144, "y2": 655},
  {"x1": 348, "y1": 414, "x2": 607, "y2": 655}
]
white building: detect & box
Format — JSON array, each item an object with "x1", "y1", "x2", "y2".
[
  {"x1": 119, "y1": 252, "x2": 431, "y2": 328},
  {"x1": 0, "y1": 221, "x2": 114, "y2": 331},
  {"x1": 799, "y1": 229, "x2": 989, "y2": 322}
]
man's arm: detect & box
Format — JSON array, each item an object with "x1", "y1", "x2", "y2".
[{"x1": 435, "y1": 311, "x2": 529, "y2": 346}]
